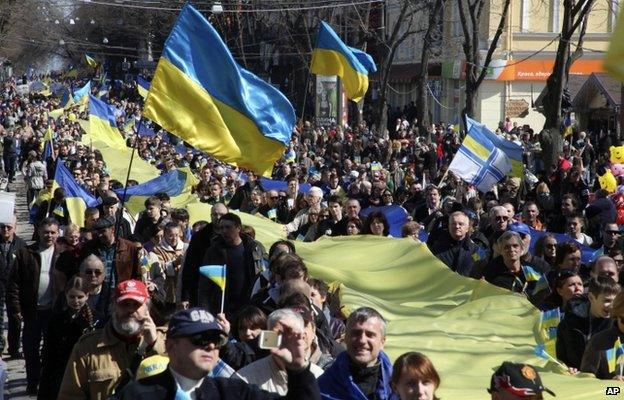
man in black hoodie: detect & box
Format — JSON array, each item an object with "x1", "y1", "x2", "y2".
[{"x1": 557, "y1": 276, "x2": 620, "y2": 370}]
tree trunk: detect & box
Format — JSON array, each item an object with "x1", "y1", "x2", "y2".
[
  {"x1": 539, "y1": 0, "x2": 594, "y2": 171},
  {"x1": 416, "y1": 0, "x2": 445, "y2": 137}
]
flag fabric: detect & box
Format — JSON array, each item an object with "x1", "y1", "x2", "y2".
[
  {"x1": 563, "y1": 113, "x2": 573, "y2": 137},
  {"x1": 113, "y1": 167, "x2": 198, "y2": 215},
  {"x1": 43, "y1": 126, "x2": 54, "y2": 160},
  {"x1": 137, "y1": 123, "x2": 156, "y2": 137},
  {"x1": 88, "y1": 95, "x2": 127, "y2": 150},
  {"x1": 53, "y1": 161, "x2": 99, "y2": 227},
  {"x1": 143, "y1": 4, "x2": 295, "y2": 176},
  {"x1": 137, "y1": 76, "x2": 150, "y2": 99},
  {"x1": 360, "y1": 205, "x2": 409, "y2": 238},
  {"x1": 521, "y1": 265, "x2": 550, "y2": 296},
  {"x1": 606, "y1": 338, "x2": 624, "y2": 373},
  {"x1": 73, "y1": 81, "x2": 91, "y2": 103},
  {"x1": 534, "y1": 308, "x2": 561, "y2": 360},
  {"x1": 85, "y1": 54, "x2": 98, "y2": 68},
  {"x1": 448, "y1": 117, "x2": 523, "y2": 193},
  {"x1": 199, "y1": 265, "x2": 226, "y2": 291},
  {"x1": 64, "y1": 67, "x2": 78, "y2": 79},
  {"x1": 605, "y1": 6, "x2": 624, "y2": 82},
  {"x1": 310, "y1": 21, "x2": 376, "y2": 102},
  {"x1": 59, "y1": 87, "x2": 74, "y2": 109}
]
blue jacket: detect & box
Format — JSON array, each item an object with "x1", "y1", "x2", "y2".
[{"x1": 318, "y1": 350, "x2": 394, "y2": 400}]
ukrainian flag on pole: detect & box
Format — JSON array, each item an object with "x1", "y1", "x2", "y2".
[
  {"x1": 143, "y1": 4, "x2": 295, "y2": 176},
  {"x1": 310, "y1": 21, "x2": 377, "y2": 102},
  {"x1": 54, "y1": 161, "x2": 100, "y2": 227},
  {"x1": 200, "y1": 265, "x2": 226, "y2": 291},
  {"x1": 74, "y1": 81, "x2": 91, "y2": 104},
  {"x1": 85, "y1": 54, "x2": 98, "y2": 68},
  {"x1": 448, "y1": 117, "x2": 523, "y2": 193}
]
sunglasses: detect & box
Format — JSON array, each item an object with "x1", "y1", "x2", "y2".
[
  {"x1": 495, "y1": 216, "x2": 509, "y2": 221},
  {"x1": 188, "y1": 332, "x2": 227, "y2": 349},
  {"x1": 84, "y1": 269, "x2": 103, "y2": 276}
]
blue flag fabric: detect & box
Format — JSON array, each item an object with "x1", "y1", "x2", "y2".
[
  {"x1": 259, "y1": 178, "x2": 311, "y2": 194},
  {"x1": 114, "y1": 169, "x2": 187, "y2": 201}
]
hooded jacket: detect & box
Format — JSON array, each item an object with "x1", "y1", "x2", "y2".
[{"x1": 556, "y1": 296, "x2": 613, "y2": 369}]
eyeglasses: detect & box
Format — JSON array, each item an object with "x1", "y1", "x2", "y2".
[
  {"x1": 495, "y1": 216, "x2": 509, "y2": 221},
  {"x1": 84, "y1": 269, "x2": 102, "y2": 276},
  {"x1": 269, "y1": 196, "x2": 279, "y2": 200},
  {"x1": 188, "y1": 332, "x2": 227, "y2": 349}
]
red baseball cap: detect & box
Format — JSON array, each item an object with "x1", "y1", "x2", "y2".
[{"x1": 115, "y1": 280, "x2": 149, "y2": 304}]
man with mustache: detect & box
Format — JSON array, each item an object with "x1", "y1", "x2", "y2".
[{"x1": 58, "y1": 279, "x2": 167, "y2": 399}]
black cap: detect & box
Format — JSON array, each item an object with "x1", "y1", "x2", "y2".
[
  {"x1": 489, "y1": 362, "x2": 555, "y2": 397},
  {"x1": 91, "y1": 215, "x2": 115, "y2": 230},
  {"x1": 167, "y1": 308, "x2": 226, "y2": 339},
  {"x1": 102, "y1": 196, "x2": 119, "y2": 206}
]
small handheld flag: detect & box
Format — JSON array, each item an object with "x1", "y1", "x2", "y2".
[
  {"x1": 85, "y1": 54, "x2": 98, "y2": 68},
  {"x1": 200, "y1": 265, "x2": 227, "y2": 313}
]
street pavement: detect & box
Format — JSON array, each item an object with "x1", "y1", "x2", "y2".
[{"x1": 4, "y1": 173, "x2": 35, "y2": 399}]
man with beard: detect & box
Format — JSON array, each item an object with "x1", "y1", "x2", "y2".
[{"x1": 58, "y1": 279, "x2": 167, "y2": 399}]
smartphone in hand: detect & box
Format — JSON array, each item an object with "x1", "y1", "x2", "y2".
[{"x1": 258, "y1": 330, "x2": 282, "y2": 350}]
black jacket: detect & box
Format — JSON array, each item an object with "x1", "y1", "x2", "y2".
[
  {"x1": 427, "y1": 232, "x2": 477, "y2": 276},
  {"x1": 0, "y1": 234, "x2": 27, "y2": 291},
  {"x1": 557, "y1": 296, "x2": 613, "y2": 369},
  {"x1": 580, "y1": 325, "x2": 624, "y2": 379},
  {"x1": 181, "y1": 222, "x2": 217, "y2": 305},
  {"x1": 482, "y1": 256, "x2": 550, "y2": 307},
  {"x1": 119, "y1": 366, "x2": 321, "y2": 400},
  {"x1": 198, "y1": 234, "x2": 266, "y2": 316}
]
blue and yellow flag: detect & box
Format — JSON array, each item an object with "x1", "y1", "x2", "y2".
[
  {"x1": 310, "y1": 21, "x2": 376, "y2": 102},
  {"x1": 448, "y1": 117, "x2": 523, "y2": 192},
  {"x1": 73, "y1": 81, "x2": 91, "y2": 103},
  {"x1": 563, "y1": 113, "x2": 573, "y2": 137},
  {"x1": 89, "y1": 94, "x2": 126, "y2": 150},
  {"x1": 54, "y1": 161, "x2": 99, "y2": 227},
  {"x1": 64, "y1": 67, "x2": 78, "y2": 79},
  {"x1": 85, "y1": 54, "x2": 98, "y2": 68},
  {"x1": 137, "y1": 76, "x2": 150, "y2": 99},
  {"x1": 606, "y1": 338, "x2": 624, "y2": 373},
  {"x1": 199, "y1": 265, "x2": 226, "y2": 291},
  {"x1": 43, "y1": 126, "x2": 54, "y2": 160},
  {"x1": 143, "y1": 4, "x2": 295, "y2": 176},
  {"x1": 59, "y1": 86, "x2": 74, "y2": 109}
]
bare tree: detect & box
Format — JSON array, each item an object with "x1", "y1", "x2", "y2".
[
  {"x1": 539, "y1": 0, "x2": 595, "y2": 171},
  {"x1": 457, "y1": 0, "x2": 511, "y2": 122},
  {"x1": 415, "y1": 0, "x2": 445, "y2": 142},
  {"x1": 370, "y1": 0, "x2": 426, "y2": 135}
]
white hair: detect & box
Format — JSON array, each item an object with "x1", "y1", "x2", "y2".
[
  {"x1": 267, "y1": 308, "x2": 304, "y2": 333},
  {"x1": 308, "y1": 187, "x2": 324, "y2": 198}
]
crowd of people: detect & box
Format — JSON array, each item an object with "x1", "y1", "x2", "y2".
[{"x1": 0, "y1": 70, "x2": 619, "y2": 400}]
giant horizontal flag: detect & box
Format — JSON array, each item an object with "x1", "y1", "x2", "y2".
[
  {"x1": 448, "y1": 117, "x2": 523, "y2": 192},
  {"x1": 183, "y1": 205, "x2": 621, "y2": 398},
  {"x1": 89, "y1": 94, "x2": 127, "y2": 150},
  {"x1": 137, "y1": 76, "x2": 150, "y2": 99},
  {"x1": 143, "y1": 4, "x2": 295, "y2": 176},
  {"x1": 310, "y1": 21, "x2": 376, "y2": 102},
  {"x1": 54, "y1": 161, "x2": 99, "y2": 227}
]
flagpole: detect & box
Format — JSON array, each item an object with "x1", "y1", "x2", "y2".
[
  {"x1": 220, "y1": 264, "x2": 226, "y2": 315},
  {"x1": 300, "y1": 71, "x2": 311, "y2": 125},
  {"x1": 112, "y1": 119, "x2": 141, "y2": 265}
]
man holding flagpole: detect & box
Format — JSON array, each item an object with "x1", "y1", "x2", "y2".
[{"x1": 198, "y1": 213, "x2": 266, "y2": 318}]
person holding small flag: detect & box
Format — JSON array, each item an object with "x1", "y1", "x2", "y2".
[{"x1": 198, "y1": 213, "x2": 266, "y2": 318}]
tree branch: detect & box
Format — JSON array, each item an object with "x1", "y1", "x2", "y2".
[{"x1": 475, "y1": 0, "x2": 511, "y2": 88}]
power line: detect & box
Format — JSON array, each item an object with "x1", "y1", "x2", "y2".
[{"x1": 76, "y1": 0, "x2": 384, "y2": 13}]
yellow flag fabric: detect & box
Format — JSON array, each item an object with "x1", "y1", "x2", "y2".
[
  {"x1": 184, "y1": 205, "x2": 623, "y2": 399},
  {"x1": 606, "y1": 6, "x2": 624, "y2": 82}
]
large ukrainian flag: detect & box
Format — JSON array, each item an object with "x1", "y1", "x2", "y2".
[
  {"x1": 143, "y1": 4, "x2": 295, "y2": 176},
  {"x1": 310, "y1": 21, "x2": 377, "y2": 102},
  {"x1": 89, "y1": 94, "x2": 127, "y2": 150},
  {"x1": 448, "y1": 117, "x2": 523, "y2": 193}
]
